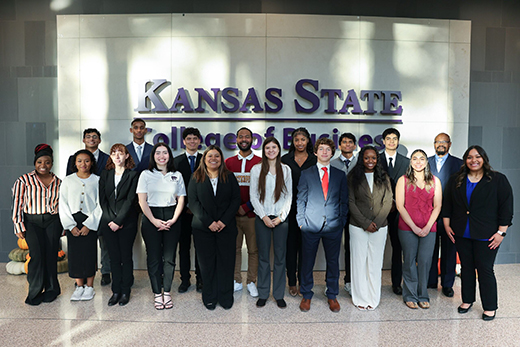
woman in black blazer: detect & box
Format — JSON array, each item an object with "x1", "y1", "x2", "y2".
[
  {"x1": 99, "y1": 144, "x2": 139, "y2": 306},
  {"x1": 443, "y1": 145, "x2": 513, "y2": 321},
  {"x1": 188, "y1": 145, "x2": 241, "y2": 310}
]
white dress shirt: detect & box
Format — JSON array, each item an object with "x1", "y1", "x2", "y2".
[{"x1": 136, "y1": 169, "x2": 186, "y2": 207}]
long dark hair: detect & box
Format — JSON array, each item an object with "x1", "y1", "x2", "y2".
[
  {"x1": 258, "y1": 137, "x2": 287, "y2": 203},
  {"x1": 288, "y1": 127, "x2": 313, "y2": 153},
  {"x1": 455, "y1": 145, "x2": 493, "y2": 188},
  {"x1": 193, "y1": 145, "x2": 230, "y2": 183},
  {"x1": 148, "y1": 142, "x2": 175, "y2": 172},
  {"x1": 105, "y1": 143, "x2": 135, "y2": 170},
  {"x1": 347, "y1": 146, "x2": 386, "y2": 187},
  {"x1": 405, "y1": 149, "x2": 434, "y2": 191},
  {"x1": 71, "y1": 149, "x2": 97, "y2": 174}
]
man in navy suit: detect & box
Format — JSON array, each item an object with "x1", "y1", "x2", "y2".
[
  {"x1": 297, "y1": 138, "x2": 348, "y2": 313},
  {"x1": 173, "y1": 127, "x2": 203, "y2": 294},
  {"x1": 427, "y1": 133, "x2": 463, "y2": 297},
  {"x1": 126, "y1": 118, "x2": 153, "y2": 173},
  {"x1": 66, "y1": 127, "x2": 111, "y2": 286},
  {"x1": 380, "y1": 128, "x2": 410, "y2": 296}
]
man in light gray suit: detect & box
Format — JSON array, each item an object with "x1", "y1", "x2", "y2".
[{"x1": 331, "y1": 133, "x2": 357, "y2": 295}]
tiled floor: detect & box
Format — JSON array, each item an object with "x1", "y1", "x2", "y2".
[{"x1": 1, "y1": 264, "x2": 519, "y2": 346}]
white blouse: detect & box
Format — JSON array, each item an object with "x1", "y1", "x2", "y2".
[
  {"x1": 136, "y1": 169, "x2": 186, "y2": 207},
  {"x1": 249, "y1": 163, "x2": 292, "y2": 222},
  {"x1": 59, "y1": 174, "x2": 102, "y2": 231}
]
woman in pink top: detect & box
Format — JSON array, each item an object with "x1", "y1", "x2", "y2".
[{"x1": 396, "y1": 149, "x2": 442, "y2": 310}]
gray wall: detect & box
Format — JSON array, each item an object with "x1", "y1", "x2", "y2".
[{"x1": 1, "y1": 0, "x2": 519, "y2": 263}]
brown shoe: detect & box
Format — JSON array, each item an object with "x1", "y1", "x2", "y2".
[
  {"x1": 289, "y1": 286, "x2": 298, "y2": 297},
  {"x1": 405, "y1": 301, "x2": 418, "y2": 309},
  {"x1": 418, "y1": 301, "x2": 430, "y2": 309},
  {"x1": 300, "y1": 298, "x2": 311, "y2": 312},
  {"x1": 328, "y1": 298, "x2": 340, "y2": 312}
]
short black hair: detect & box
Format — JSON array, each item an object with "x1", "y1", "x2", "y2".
[
  {"x1": 131, "y1": 118, "x2": 146, "y2": 127},
  {"x1": 382, "y1": 128, "x2": 400, "y2": 140},
  {"x1": 339, "y1": 132, "x2": 356, "y2": 145},
  {"x1": 236, "y1": 127, "x2": 253, "y2": 137},
  {"x1": 83, "y1": 128, "x2": 101, "y2": 139},
  {"x1": 182, "y1": 127, "x2": 201, "y2": 140}
]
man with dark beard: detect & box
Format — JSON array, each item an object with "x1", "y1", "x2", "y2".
[
  {"x1": 427, "y1": 133, "x2": 463, "y2": 297},
  {"x1": 225, "y1": 127, "x2": 261, "y2": 297}
]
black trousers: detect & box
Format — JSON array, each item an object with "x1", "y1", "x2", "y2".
[
  {"x1": 23, "y1": 213, "x2": 62, "y2": 305},
  {"x1": 455, "y1": 236, "x2": 499, "y2": 311},
  {"x1": 141, "y1": 206, "x2": 181, "y2": 294},
  {"x1": 428, "y1": 221, "x2": 458, "y2": 288},
  {"x1": 103, "y1": 215, "x2": 138, "y2": 295},
  {"x1": 286, "y1": 211, "x2": 302, "y2": 287},
  {"x1": 343, "y1": 214, "x2": 351, "y2": 284},
  {"x1": 193, "y1": 227, "x2": 237, "y2": 308},
  {"x1": 178, "y1": 212, "x2": 201, "y2": 284},
  {"x1": 387, "y1": 209, "x2": 403, "y2": 288}
]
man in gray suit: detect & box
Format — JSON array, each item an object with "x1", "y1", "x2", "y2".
[
  {"x1": 331, "y1": 133, "x2": 357, "y2": 295},
  {"x1": 380, "y1": 128, "x2": 410, "y2": 295}
]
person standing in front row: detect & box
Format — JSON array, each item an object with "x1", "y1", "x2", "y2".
[
  {"x1": 174, "y1": 127, "x2": 204, "y2": 294},
  {"x1": 297, "y1": 138, "x2": 348, "y2": 313},
  {"x1": 137, "y1": 143, "x2": 185, "y2": 310},
  {"x1": 281, "y1": 127, "x2": 317, "y2": 297},
  {"x1": 225, "y1": 127, "x2": 261, "y2": 297},
  {"x1": 127, "y1": 118, "x2": 153, "y2": 173},
  {"x1": 427, "y1": 133, "x2": 463, "y2": 297},
  {"x1": 396, "y1": 149, "x2": 442, "y2": 310},
  {"x1": 189, "y1": 145, "x2": 241, "y2": 310},
  {"x1": 331, "y1": 132, "x2": 357, "y2": 295},
  {"x1": 250, "y1": 137, "x2": 292, "y2": 309},
  {"x1": 380, "y1": 128, "x2": 410, "y2": 295}
]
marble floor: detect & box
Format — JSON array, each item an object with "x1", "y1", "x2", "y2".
[{"x1": 1, "y1": 264, "x2": 519, "y2": 347}]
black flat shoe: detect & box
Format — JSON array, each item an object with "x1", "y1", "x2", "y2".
[
  {"x1": 392, "y1": 286, "x2": 402, "y2": 295},
  {"x1": 442, "y1": 287, "x2": 454, "y2": 297},
  {"x1": 196, "y1": 280, "x2": 203, "y2": 293},
  {"x1": 276, "y1": 299, "x2": 287, "y2": 308},
  {"x1": 108, "y1": 293, "x2": 121, "y2": 306},
  {"x1": 458, "y1": 303, "x2": 473, "y2": 314},
  {"x1": 178, "y1": 282, "x2": 190, "y2": 293},
  {"x1": 118, "y1": 294, "x2": 130, "y2": 306},
  {"x1": 482, "y1": 312, "x2": 496, "y2": 321},
  {"x1": 101, "y1": 274, "x2": 111, "y2": 286},
  {"x1": 427, "y1": 284, "x2": 437, "y2": 289},
  {"x1": 256, "y1": 298, "x2": 267, "y2": 307},
  {"x1": 205, "y1": 302, "x2": 216, "y2": 310}
]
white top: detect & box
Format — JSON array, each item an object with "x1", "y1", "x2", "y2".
[
  {"x1": 365, "y1": 172, "x2": 374, "y2": 194},
  {"x1": 210, "y1": 177, "x2": 218, "y2": 195},
  {"x1": 249, "y1": 163, "x2": 292, "y2": 222},
  {"x1": 59, "y1": 174, "x2": 102, "y2": 231},
  {"x1": 316, "y1": 162, "x2": 331, "y2": 181},
  {"x1": 385, "y1": 151, "x2": 396, "y2": 167},
  {"x1": 136, "y1": 169, "x2": 186, "y2": 207},
  {"x1": 114, "y1": 172, "x2": 123, "y2": 198}
]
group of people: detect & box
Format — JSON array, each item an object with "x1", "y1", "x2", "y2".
[{"x1": 11, "y1": 121, "x2": 513, "y2": 321}]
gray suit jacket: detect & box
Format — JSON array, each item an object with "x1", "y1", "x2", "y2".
[{"x1": 331, "y1": 155, "x2": 357, "y2": 177}]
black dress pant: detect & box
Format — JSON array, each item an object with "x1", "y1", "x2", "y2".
[
  {"x1": 141, "y1": 206, "x2": 181, "y2": 294},
  {"x1": 178, "y1": 212, "x2": 201, "y2": 284},
  {"x1": 387, "y1": 209, "x2": 403, "y2": 288},
  {"x1": 103, "y1": 215, "x2": 138, "y2": 295},
  {"x1": 428, "y1": 221, "x2": 458, "y2": 288},
  {"x1": 193, "y1": 227, "x2": 237, "y2": 308},
  {"x1": 23, "y1": 213, "x2": 62, "y2": 305},
  {"x1": 286, "y1": 211, "x2": 302, "y2": 287},
  {"x1": 343, "y1": 214, "x2": 351, "y2": 284},
  {"x1": 455, "y1": 236, "x2": 499, "y2": 311}
]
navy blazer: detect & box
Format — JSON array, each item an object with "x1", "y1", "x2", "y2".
[
  {"x1": 66, "y1": 150, "x2": 109, "y2": 176},
  {"x1": 126, "y1": 142, "x2": 153, "y2": 173},
  {"x1": 428, "y1": 154, "x2": 463, "y2": 193},
  {"x1": 296, "y1": 165, "x2": 348, "y2": 233},
  {"x1": 98, "y1": 169, "x2": 139, "y2": 229}
]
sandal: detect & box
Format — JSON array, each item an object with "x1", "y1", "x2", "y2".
[
  {"x1": 289, "y1": 286, "x2": 298, "y2": 297},
  {"x1": 154, "y1": 293, "x2": 164, "y2": 310},
  {"x1": 356, "y1": 305, "x2": 367, "y2": 311},
  {"x1": 405, "y1": 301, "x2": 418, "y2": 309},
  {"x1": 163, "y1": 292, "x2": 173, "y2": 309},
  {"x1": 418, "y1": 301, "x2": 430, "y2": 309}
]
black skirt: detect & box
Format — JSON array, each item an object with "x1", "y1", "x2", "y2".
[{"x1": 67, "y1": 212, "x2": 97, "y2": 278}]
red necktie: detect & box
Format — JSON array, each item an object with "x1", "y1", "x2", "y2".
[{"x1": 321, "y1": 167, "x2": 329, "y2": 200}]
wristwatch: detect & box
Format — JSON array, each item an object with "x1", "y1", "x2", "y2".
[{"x1": 497, "y1": 231, "x2": 506, "y2": 237}]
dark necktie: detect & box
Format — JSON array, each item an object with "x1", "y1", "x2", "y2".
[
  {"x1": 388, "y1": 157, "x2": 394, "y2": 177},
  {"x1": 189, "y1": 155, "x2": 196, "y2": 173},
  {"x1": 344, "y1": 159, "x2": 350, "y2": 170}
]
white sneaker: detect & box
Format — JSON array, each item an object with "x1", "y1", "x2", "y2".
[
  {"x1": 234, "y1": 280, "x2": 243, "y2": 292},
  {"x1": 71, "y1": 285, "x2": 84, "y2": 301},
  {"x1": 344, "y1": 283, "x2": 352, "y2": 296},
  {"x1": 247, "y1": 282, "x2": 259, "y2": 297},
  {"x1": 81, "y1": 286, "x2": 95, "y2": 301}
]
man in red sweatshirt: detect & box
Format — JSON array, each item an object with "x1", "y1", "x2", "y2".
[{"x1": 225, "y1": 127, "x2": 261, "y2": 297}]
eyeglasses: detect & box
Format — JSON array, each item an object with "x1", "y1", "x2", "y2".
[
  {"x1": 85, "y1": 135, "x2": 99, "y2": 140},
  {"x1": 434, "y1": 141, "x2": 450, "y2": 144}
]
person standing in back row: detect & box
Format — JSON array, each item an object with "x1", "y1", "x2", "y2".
[{"x1": 127, "y1": 118, "x2": 153, "y2": 174}]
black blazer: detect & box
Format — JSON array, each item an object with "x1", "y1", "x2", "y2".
[
  {"x1": 173, "y1": 152, "x2": 202, "y2": 201},
  {"x1": 66, "y1": 150, "x2": 109, "y2": 176},
  {"x1": 442, "y1": 171, "x2": 513, "y2": 239},
  {"x1": 98, "y1": 169, "x2": 139, "y2": 228},
  {"x1": 188, "y1": 172, "x2": 241, "y2": 232},
  {"x1": 380, "y1": 151, "x2": 409, "y2": 192}
]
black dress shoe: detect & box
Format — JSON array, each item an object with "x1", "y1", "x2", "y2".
[
  {"x1": 196, "y1": 280, "x2": 203, "y2": 293},
  {"x1": 427, "y1": 284, "x2": 437, "y2": 289},
  {"x1": 205, "y1": 302, "x2": 216, "y2": 310},
  {"x1": 482, "y1": 311, "x2": 496, "y2": 321},
  {"x1": 43, "y1": 291, "x2": 59, "y2": 303},
  {"x1": 442, "y1": 287, "x2": 454, "y2": 297},
  {"x1": 101, "y1": 274, "x2": 111, "y2": 286},
  {"x1": 457, "y1": 303, "x2": 473, "y2": 314},
  {"x1": 256, "y1": 298, "x2": 267, "y2": 307},
  {"x1": 119, "y1": 294, "x2": 130, "y2": 306},
  {"x1": 276, "y1": 299, "x2": 287, "y2": 308},
  {"x1": 178, "y1": 282, "x2": 190, "y2": 293},
  {"x1": 392, "y1": 286, "x2": 402, "y2": 295},
  {"x1": 108, "y1": 293, "x2": 121, "y2": 306}
]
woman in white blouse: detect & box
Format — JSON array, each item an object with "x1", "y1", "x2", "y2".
[
  {"x1": 59, "y1": 149, "x2": 102, "y2": 301},
  {"x1": 250, "y1": 137, "x2": 292, "y2": 308},
  {"x1": 137, "y1": 143, "x2": 186, "y2": 310}
]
